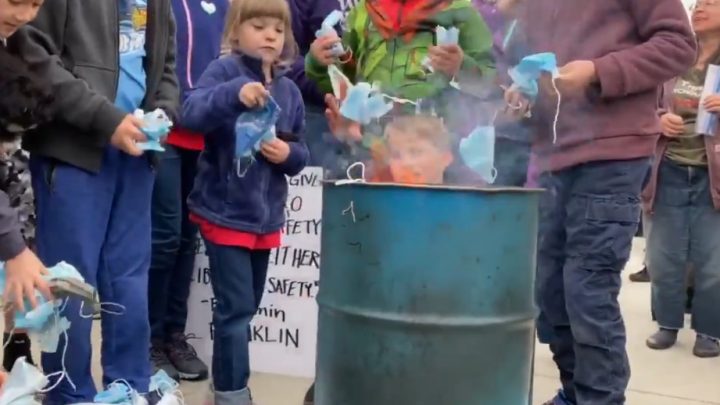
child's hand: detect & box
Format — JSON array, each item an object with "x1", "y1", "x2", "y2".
[
  {"x1": 660, "y1": 112, "x2": 684, "y2": 137},
  {"x1": 428, "y1": 44, "x2": 464, "y2": 77},
  {"x1": 239, "y1": 82, "x2": 269, "y2": 108},
  {"x1": 111, "y1": 115, "x2": 147, "y2": 157},
  {"x1": 703, "y1": 94, "x2": 720, "y2": 112},
  {"x1": 503, "y1": 85, "x2": 531, "y2": 119},
  {"x1": 311, "y1": 35, "x2": 342, "y2": 66},
  {"x1": 4, "y1": 248, "x2": 52, "y2": 311},
  {"x1": 324, "y1": 94, "x2": 362, "y2": 142},
  {"x1": 260, "y1": 138, "x2": 291, "y2": 164},
  {"x1": 557, "y1": 60, "x2": 597, "y2": 95}
]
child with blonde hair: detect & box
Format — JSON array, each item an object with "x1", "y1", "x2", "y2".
[{"x1": 182, "y1": 0, "x2": 308, "y2": 403}]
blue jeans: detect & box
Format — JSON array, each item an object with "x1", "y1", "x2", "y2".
[
  {"x1": 203, "y1": 240, "x2": 269, "y2": 394},
  {"x1": 537, "y1": 158, "x2": 650, "y2": 405},
  {"x1": 31, "y1": 148, "x2": 154, "y2": 403},
  {"x1": 647, "y1": 158, "x2": 720, "y2": 339},
  {"x1": 148, "y1": 145, "x2": 200, "y2": 342}
]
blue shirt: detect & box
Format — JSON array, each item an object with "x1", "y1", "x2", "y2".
[{"x1": 116, "y1": 0, "x2": 148, "y2": 112}]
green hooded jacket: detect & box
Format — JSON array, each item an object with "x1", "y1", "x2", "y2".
[{"x1": 306, "y1": 0, "x2": 495, "y2": 102}]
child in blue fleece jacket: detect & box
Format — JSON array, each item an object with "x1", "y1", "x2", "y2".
[{"x1": 181, "y1": 0, "x2": 308, "y2": 402}]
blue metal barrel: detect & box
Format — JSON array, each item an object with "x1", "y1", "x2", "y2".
[{"x1": 316, "y1": 183, "x2": 540, "y2": 405}]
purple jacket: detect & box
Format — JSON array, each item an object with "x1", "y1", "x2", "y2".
[
  {"x1": 288, "y1": 0, "x2": 358, "y2": 106},
  {"x1": 518, "y1": 0, "x2": 696, "y2": 173}
]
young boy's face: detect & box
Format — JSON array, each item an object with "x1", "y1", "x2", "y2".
[
  {"x1": 386, "y1": 128, "x2": 453, "y2": 185},
  {"x1": 0, "y1": 0, "x2": 43, "y2": 39}
]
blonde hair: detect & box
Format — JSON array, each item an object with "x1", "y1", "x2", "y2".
[
  {"x1": 221, "y1": 0, "x2": 298, "y2": 66},
  {"x1": 384, "y1": 115, "x2": 453, "y2": 152}
]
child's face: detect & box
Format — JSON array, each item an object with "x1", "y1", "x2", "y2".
[
  {"x1": 386, "y1": 128, "x2": 453, "y2": 185},
  {"x1": 693, "y1": 0, "x2": 720, "y2": 34},
  {"x1": 236, "y1": 17, "x2": 285, "y2": 65},
  {"x1": 0, "y1": 0, "x2": 43, "y2": 39}
]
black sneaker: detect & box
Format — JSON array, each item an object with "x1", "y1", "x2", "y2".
[
  {"x1": 150, "y1": 343, "x2": 180, "y2": 381},
  {"x1": 629, "y1": 267, "x2": 650, "y2": 282},
  {"x1": 304, "y1": 383, "x2": 315, "y2": 405},
  {"x1": 3, "y1": 332, "x2": 34, "y2": 371},
  {"x1": 166, "y1": 333, "x2": 209, "y2": 381}
]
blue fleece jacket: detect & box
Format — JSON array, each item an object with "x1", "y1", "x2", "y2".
[{"x1": 183, "y1": 54, "x2": 309, "y2": 233}]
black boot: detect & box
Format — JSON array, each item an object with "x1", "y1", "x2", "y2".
[
  {"x1": 3, "y1": 332, "x2": 34, "y2": 371},
  {"x1": 304, "y1": 383, "x2": 315, "y2": 405}
]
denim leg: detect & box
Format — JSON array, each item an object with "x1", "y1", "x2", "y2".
[
  {"x1": 562, "y1": 158, "x2": 649, "y2": 405},
  {"x1": 205, "y1": 241, "x2": 267, "y2": 394},
  {"x1": 687, "y1": 166, "x2": 720, "y2": 339},
  {"x1": 98, "y1": 150, "x2": 154, "y2": 391},
  {"x1": 165, "y1": 148, "x2": 200, "y2": 336},
  {"x1": 536, "y1": 171, "x2": 574, "y2": 398},
  {"x1": 31, "y1": 155, "x2": 115, "y2": 403},
  {"x1": 148, "y1": 146, "x2": 182, "y2": 342},
  {"x1": 648, "y1": 159, "x2": 690, "y2": 331}
]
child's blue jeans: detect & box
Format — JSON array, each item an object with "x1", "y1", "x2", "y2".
[
  {"x1": 148, "y1": 145, "x2": 200, "y2": 342},
  {"x1": 30, "y1": 148, "x2": 154, "y2": 403},
  {"x1": 536, "y1": 158, "x2": 650, "y2": 405},
  {"x1": 203, "y1": 239, "x2": 270, "y2": 398},
  {"x1": 647, "y1": 158, "x2": 720, "y2": 339}
]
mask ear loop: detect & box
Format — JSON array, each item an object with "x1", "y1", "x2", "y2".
[
  {"x1": 41, "y1": 310, "x2": 76, "y2": 393},
  {"x1": 155, "y1": 379, "x2": 186, "y2": 405},
  {"x1": 235, "y1": 156, "x2": 254, "y2": 178},
  {"x1": 550, "y1": 71, "x2": 561, "y2": 144},
  {"x1": 338, "y1": 49, "x2": 353, "y2": 65},
  {"x1": 78, "y1": 301, "x2": 127, "y2": 318},
  {"x1": 335, "y1": 161, "x2": 366, "y2": 185}
]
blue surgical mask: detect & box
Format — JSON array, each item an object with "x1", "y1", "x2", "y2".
[
  {"x1": 459, "y1": 126, "x2": 498, "y2": 184},
  {"x1": 315, "y1": 10, "x2": 345, "y2": 57},
  {"x1": 0, "y1": 358, "x2": 47, "y2": 405},
  {"x1": 423, "y1": 26, "x2": 461, "y2": 88},
  {"x1": 234, "y1": 97, "x2": 280, "y2": 159},
  {"x1": 508, "y1": 52, "x2": 558, "y2": 100},
  {"x1": 135, "y1": 109, "x2": 173, "y2": 152},
  {"x1": 339, "y1": 82, "x2": 393, "y2": 125},
  {"x1": 94, "y1": 381, "x2": 142, "y2": 404}
]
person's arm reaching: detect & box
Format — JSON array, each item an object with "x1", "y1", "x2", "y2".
[
  {"x1": 593, "y1": 0, "x2": 696, "y2": 99},
  {"x1": 0, "y1": 191, "x2": 51, "y2": 311}
]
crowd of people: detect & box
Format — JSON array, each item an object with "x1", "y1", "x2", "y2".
[{"x1": 0, "y1": 0, "x2": 716, "y2": 404}]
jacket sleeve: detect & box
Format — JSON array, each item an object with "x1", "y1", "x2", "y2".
[
  {"x1": 149, "y1": 2, "x2": 180, "y2": 122},
  {"x1": 276, "y1": 94, "x2": 310, "y2": 176},
  {"x1": 305, "y1": 5, "x2": 361, "y2": 95},
  {"x1": 182, "y1": 59, "x2": 254, "y2": 134},
  {"x1": 0, "y1": 191, "x2": 26, "y2": 262},
  {"x1": 17, "y1": 0, "x2": 126, "y2": 145},
  {"x1": 457, "y1": 7, "x2": 496, "y2": 80},
  {"x1": 593, "y1": 0, "x2": 696, "y2": 99}
]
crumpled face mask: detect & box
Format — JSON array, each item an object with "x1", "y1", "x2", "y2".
[
  {"x1": 0, "y1": 358, "x2": 47, "y2": 405},
  {"x1": 339, "y1": 82, "x2": 394, "y2": 125},
  {"x1": 508, "y1": 52, "x2": 561, "y2": 143},
  {"x1": 315, "y1": 10, "x2": 346, "y2": 58},
  {"x1": 422, "y1": 26, "x2": 461, "y2": 89},
  {"x1": 93, "y1": 381, "x2": 144, "y2": 404},
  {"x1": 508, "y1": 52, "x2": 558, "y2": 100},
  {"x1": 149, "y1": 370, "x2": 183, "y2": 405},
  {"x1": 234, "y1": 97, "x2": 280, "y2": 177},
  {"x1": 134, "y1": 109, "x2": 173, "y2": 152},
  {"x1": 459, "y1": 125, "x2": 498, "y2": 184}
]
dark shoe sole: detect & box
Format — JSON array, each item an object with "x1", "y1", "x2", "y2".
[
  {"x1": 693, "y1": 347, "x2": 720, "y2": 358},
  {"x1": 646, "y1": 340, "x2": 676, "y2": 350},
  {"x1": 629, "y1": 271, "x2": 650, "y2": 282}
]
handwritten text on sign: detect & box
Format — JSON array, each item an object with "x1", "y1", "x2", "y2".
[{"x1": 185, "y1": 167, "x2": 323, "y2": 378}]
